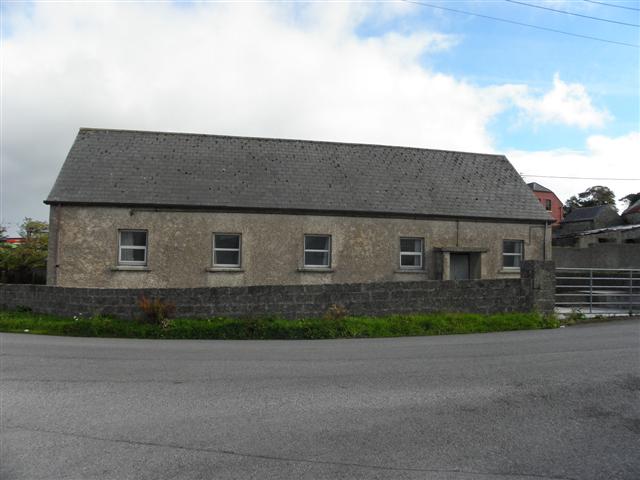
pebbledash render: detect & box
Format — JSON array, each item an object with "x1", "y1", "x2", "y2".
[{"x1": 45, "y1": 128, "x2": 552, "y2": 288}]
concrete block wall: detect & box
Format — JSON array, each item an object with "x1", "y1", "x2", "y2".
[
  {"x1": 1, "y1": 261, "x2": 554, "y2": 320},
  {"x1": 553, "y1": 245, "x2": 640, "y2": 269}
]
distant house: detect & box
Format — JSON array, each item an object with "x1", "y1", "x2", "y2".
[
  {"x1": 622, "y1": 199, "x2": 640, "y2": 225},
  {"x1": 553, "y1": 205, "x2": 624, "y2": 247},
  {"x1": 527, "y1": 182, "x2": 563, "y2": 224},
  {"x1": 0, "y1": 237, "x2": 26, "y2": 246},
  {"x1": 45, "y1": 128, "x2": 552, "y2": 288},
  {"x1": 557, "y1": 224, "x2": 640, "y2": 248}
]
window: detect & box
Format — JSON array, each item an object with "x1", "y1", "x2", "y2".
[
  {"x1": 119, "y1": 230, "x2": 147, "y2": 265},
  {"x1": 400, "y1": 238, "x2": 423, "y2": 269},
  {"x1": 213, "y1": 234, "x2": 241, "y2": 267},
  {"x1": 545, "y1": 199, "x2": 552, "y2": 210},
  {"x1": 503, "y1": 240, "x2": 524, "y2": 269},
  {"x1": 304, "y1": 235, "x2": 331, "y2": 267}
]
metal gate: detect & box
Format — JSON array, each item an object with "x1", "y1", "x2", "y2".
[{"x1": 555, "y1": 268, "x2": 640, "y2": 315}]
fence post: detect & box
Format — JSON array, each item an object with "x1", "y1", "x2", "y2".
[
  {"x1": 630, "y1": 270, "x2": 634, "y2": 315},
  {"x1": 589, "y1": 269, "x2": 593, "y2": 314}
]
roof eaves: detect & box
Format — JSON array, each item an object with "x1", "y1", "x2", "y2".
[{"x1": 43, "y1": 200, "x2": 551, "y2": 224}]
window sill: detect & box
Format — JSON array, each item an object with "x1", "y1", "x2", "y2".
[
  {"x1": 395, "y1": 269, "x2": 426, "y2": 274},
  {"x1": 206, "y1": 267, "x2": 244, "y2": 273},
  {"x1": 110, "y1": 265, "x2": 151, "y2": 272},
  {"x1": 297, "y1": 267, "x2": 334, "y2": 273},
  {"x1": 435, "y1": 247, "x2": 488, "y2": 253},
  {"x1": 499, "y1": 268, "x2": 521, "y2": 274}
]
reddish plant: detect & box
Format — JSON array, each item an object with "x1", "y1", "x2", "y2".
[{"x1": 137, "y1": 295, "x2": 176, "y2": 328}]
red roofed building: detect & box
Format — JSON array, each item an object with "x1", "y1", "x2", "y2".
[
  {"x1": 0, "y1": 237, "x2": 26, "y2": 245},
  {"x1": 527, "y1": 182, "x2": 563, "y2": 225}
]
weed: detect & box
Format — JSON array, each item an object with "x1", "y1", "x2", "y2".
[
  {"x1": 323, "y1": 304, "x2": 349, "y2": 321},
  {"x1": 564, "y1": 309, "x2": 586, "y2": 325},
  {"x1": 137, "y1": 296, "x2": 176, "y2": 328}
]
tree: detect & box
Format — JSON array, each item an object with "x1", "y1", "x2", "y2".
[
  {"x1": 564, "y1": 185, "x2": 616, "y2": 215},
  {"x1": 0, "y1": 218, "x2": 48, "y2": 283},
  {"x1": 19, "y1": 218, "x2": 48, "y2": 240},
  {"x1": 620, "y1": 192, "x2": 640, "y2": 208}
]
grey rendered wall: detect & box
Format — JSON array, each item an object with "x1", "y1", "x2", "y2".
[
  {"x1": 48, "y1": 206, "x2": 549, "y2": 288},
  {"x1": 2, "y1": 261, "x2": 555, "y2": 319}
]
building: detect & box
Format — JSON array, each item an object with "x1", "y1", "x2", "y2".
[
  {"x1": 552, "y1": 200, "x2": 640, "y2": 268},
  {"x1": 0, "y1": 237, "x2": 26, "y2": 246},
  {"x1": 622, "y1": 199, "x2": 640, "y2": 225},
  {"x1": 556, "y1": 224, "x2": 640, "y2": 248},
  {"x1": 45, "y1": 128, "x2": 552, "y2": 288},
  {"x1": 527, "y1": 182, "x2": 563, "y2": 224},
  {"x1": 553, "y1": 205, "x2": 623, "y2": 245}
]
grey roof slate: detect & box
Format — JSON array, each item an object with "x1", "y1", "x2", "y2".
[
  {"x1": 622, "y1": 199, "x2": 640, "y2": 216},
  {"x1": 527, "y1": 182, "x2": 553, "y2": 193},
  {"x1": 561, "y1": 205, "x2": 614, "y2": 223},
  {"x1": 46, "y1": 128, "x2": 551, "y2": 222}
]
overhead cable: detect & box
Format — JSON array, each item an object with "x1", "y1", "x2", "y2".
[
  {"x1": 584, "y1": 0, "x2": 640, "y2": 12},
  {"x1": 506, "y1": 0, "x2": 639, "y2": 28},
  {"x1": 521, "y1": 174, "x2": 640, "y2": 181},
  {"x1": 401, "y1": 0, "x2": 639, "y2": 48}
]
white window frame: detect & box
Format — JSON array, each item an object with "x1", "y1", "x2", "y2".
[
  {"x1": 503, "y1": 240, "x2": 524, "y2": 269},
  {"x1": 399, "y1": 237, "x2": 424, "y2": 270},
  {"x1": 118, "y1": 229, "x2": 148, "y2": 266},
  {"x1": 213, "y1": 233, "x2": 242, "y2": 268},
  {"x1": 304, "y1": 234, "x2": 331, "y2": 268}
]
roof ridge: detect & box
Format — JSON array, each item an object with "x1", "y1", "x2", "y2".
[{"x1": 77, "y1": 127, "x2": 506, "y2": 159}]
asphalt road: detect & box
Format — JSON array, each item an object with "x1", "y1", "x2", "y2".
[{"x1": 1, "y1": 320, "x2": 639, "y2": 480}]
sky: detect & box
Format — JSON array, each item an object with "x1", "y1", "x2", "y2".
[{"x1": 1, "y1": 0, "x2": 639, "y2": 235}]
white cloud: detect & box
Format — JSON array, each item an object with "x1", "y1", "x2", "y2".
[
  {"x1": 511, "y1": 73, "x2": 610, "y2": 129},
  {"x1": 508, "y1": 132, "x2": 640, "y2": 210},
  {"x1": 0, "y1": 2, "x2": 624, "y2": 234},
  {"x1": 0, "y1": 2, "x2": 494, "y2": 232}
]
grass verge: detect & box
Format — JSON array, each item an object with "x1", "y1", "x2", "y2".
[{"x1": 0, "y1": 310, "x2": 559, "y2": 340}]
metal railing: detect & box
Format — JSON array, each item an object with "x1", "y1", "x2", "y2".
[{"x1": 555, "y1": 268, "x2": 640, "y2": 315}]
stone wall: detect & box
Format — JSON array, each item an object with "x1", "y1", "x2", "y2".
[
  {"x1": 520, "y1": 260, "x2": 556, "y2": 314},
  {"x1": 1, "y1": 261, "x2": 555, "y2": 319}
]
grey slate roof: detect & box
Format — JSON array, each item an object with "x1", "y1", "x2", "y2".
[
  {"x1": 46, "y1": 128, "x2": 551, "y2": 223},
  {"x1": 623, "y1": 199, "x2": 640, "y2": 216},
  {"x1": 527, "y1": 182, "x2": 553, "y2": 193},
  {"x1": 561, "y1": 205, "x2": 614, "y2": 223}
]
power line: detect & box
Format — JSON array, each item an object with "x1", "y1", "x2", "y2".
[
  {"x1": 583, "y1": 0, "x2": 640, "y2": 12},
  {"x1": 401, "y1": 0, "x2": 639, "y2": 48},
  {"x1": 506, "y1": 0, "x2": 639, "y2": 28},
  {"x1": 521, "y1": 174, "x2": 640, "y2": 181}
]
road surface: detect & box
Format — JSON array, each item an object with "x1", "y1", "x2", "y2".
[{"x1": 1, "y1": 320, "x2": 639, "y2": 479}]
